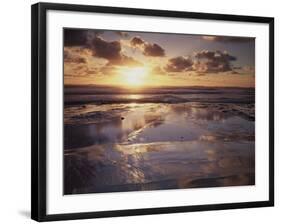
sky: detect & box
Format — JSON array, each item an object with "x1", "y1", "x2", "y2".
[{"x1": 64, "y1": 28, "x2": 255, "y2": 88}]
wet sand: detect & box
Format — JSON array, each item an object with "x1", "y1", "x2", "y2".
[{"x1": 64, "y1": 102, "x2": 255, "y2": 194}]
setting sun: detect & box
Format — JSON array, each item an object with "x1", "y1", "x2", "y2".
[{"x1": 119, "y1": 67, "x2": 149, "y2": 87}]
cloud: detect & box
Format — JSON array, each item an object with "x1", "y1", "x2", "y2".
[
  {"x1": 130, "y1": 36, "x2": 165, "y2": 57},
  {"x1": 64, "y1": 49, "x2": 86, "y2": 64},
  {"x1": 91, "y1": 36, "x2": 122, "y2": 61},
  {"x1": 194, "y1": 50, "x2": 237, "y2": 73},
  {"x1": 64, "y1": 47, "x2": 105, "y2": 77},
  {"x1": 151, "y1": 66, "x2": 166, "y2": 75},
  {"x1": 195, "y1": 50, "x2": 236, "y2": 61},
  {"x1": 107, "y1": 55, "x2": 142, "y2": 67},
  {"x1": 64, "y1": 35, "x2": 143, "y2": 79},
  {"x1": 64, "y1": 29, "x2": 105, "y2": 47},
  {"x1": 232, "y1": 65, "x2": 255, "y2": 75},
  {"x1": 143, "y1": 43, "x2": 165, "y2": 57},
  {"x1": 130, "y1": 36, "x2": 145, "y2": 47},
  {"x1": 163, "y1": 50, "x2": 238, "y2": 75},
  {"x1": 64, "y1": 29, "x2": 89, "y2": 47},
  {"x1": 164, "y1": 56, "x2": 193, "y2": 72},
  {"x1": 64, "y1": 29, "x2": 130, "y2": 47},
  {"x1": 241, "y1": 65, "x2": 254, "y2": 72},
  {"x1": 64, "y1": 29, "x2": 248, "y2": 80},
  {"x1": 91, "y1": 36, "x2": 141, "y2": 66},
  {"x1": 64, "y1": 63, "x2": 98, "y2": 77},
  {"x1": 202, "y1": 36, "x2": 254, "y2": 43}
]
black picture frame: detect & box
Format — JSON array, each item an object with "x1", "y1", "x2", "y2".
[{"x1": 31, "y1": 2, "x2": 274, "y2": 222}]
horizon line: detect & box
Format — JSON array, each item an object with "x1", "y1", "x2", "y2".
[{"x1": 64, "y1": 84, "x2": 255, "y2": 89}]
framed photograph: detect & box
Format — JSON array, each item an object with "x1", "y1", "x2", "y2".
[{"x1": 31, "y1": 2, "x2": 274, "y2": 222}]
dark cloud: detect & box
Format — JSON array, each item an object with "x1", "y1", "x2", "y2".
[
  {"x1": 164, "y1": 56, "x2": 193, "y2": 72},
  {"x1": 163, "y1": 50, "x2": 238, "y2": 74},
  {"x1": 64, "y1": 29, "x2": 89, "y2": 47},
  {"x1": 195, "y1": 50, "x2": 236, "y2": 61},
  {"x1": 91, "y1": 36, "x2": 141, "y2": 66},
  {"x1": 64, "y1": 29, "x2": 130, "y2": 47},
  {"x1": 130, "y1": 36, "x2": 146, "y2": 47},
  {"x1": 64, "y1": 31, "x2": 142, "y2": 79},
  {"x1": 143, "y1": 43, "x2": 165, "y2": 57},
  {"x1": 91, "y1": 36, "x2": 122, "y2": 61},
  {"x1": 64, "y1": 29, "x2": 104, "y2": 47},
  {"x1": 194, "y1": 50, "x2": 237, "y2": 73},
  {"x1": 195, "y1": 51, "x2": 215, "y2": 60},
  {"x1": 130, "y1": 36, "x2": 165, "y2": 57},
  {"x1": 202, "y1": 36, "x2": 254, "y2": 43}
]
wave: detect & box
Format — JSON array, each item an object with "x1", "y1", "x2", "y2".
[{"x1": 65, "y1": 93, "x2": 254, "y2": 105}]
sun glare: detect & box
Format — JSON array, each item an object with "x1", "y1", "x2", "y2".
[{"x1": 119, "y1": 67, "x2": 149, "y2": 87}]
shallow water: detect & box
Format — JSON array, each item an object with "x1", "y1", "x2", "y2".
[{"x1": 64, "y1": 101, "x2": 255, "y2": 194}]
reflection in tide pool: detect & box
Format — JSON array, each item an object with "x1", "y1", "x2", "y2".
[{"x1": 64, "y1": 101, "x2": 255, "y2": 194}]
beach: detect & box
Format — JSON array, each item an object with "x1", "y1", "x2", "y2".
[{"x1": 64, "y1": 86, "x2": 255, "y2": 194}]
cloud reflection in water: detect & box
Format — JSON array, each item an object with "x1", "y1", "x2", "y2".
[{"x1": 64, "y1": 102, "x2": 255, "y2": 194}]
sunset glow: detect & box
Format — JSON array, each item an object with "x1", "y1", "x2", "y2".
[
  {"x1": 64, "y1": 29, "x2": 255, "y2": 87},
  {"x1": 118, "y1": 66, "x2": 149, "y2": 87}
]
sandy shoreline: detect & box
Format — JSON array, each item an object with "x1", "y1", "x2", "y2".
[
  {"x1": 64, "y1": 140, "x2": 254, "y2": 194},
  {"x1": 64, "y1": 102, "x2": 255, "y2": 194}
]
